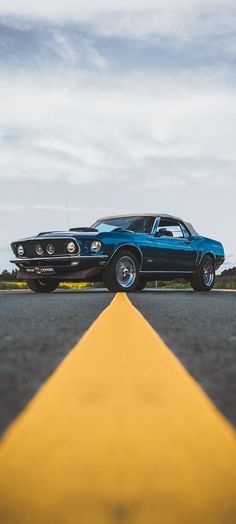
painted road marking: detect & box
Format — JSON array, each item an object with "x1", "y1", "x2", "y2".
[{"x1": 0, "y1": 293, "x2": 235, "y2": 524}]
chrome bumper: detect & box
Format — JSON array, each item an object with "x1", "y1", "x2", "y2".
[{"x1": 10, "y1": 255, "x2": 108, "y2": 264}]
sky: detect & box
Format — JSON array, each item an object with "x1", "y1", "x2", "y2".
[{"x1": 0, "y1": 0, "x2": 235, "y2": 271}]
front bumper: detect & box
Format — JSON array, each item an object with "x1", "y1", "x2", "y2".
[{"x1": 10, "y1": 255, "x2": 108, "y2": 280}]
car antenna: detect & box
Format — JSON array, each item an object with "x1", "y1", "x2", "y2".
[{"x1": 65, "y1": 196, "x2": 70, "y2": 230}]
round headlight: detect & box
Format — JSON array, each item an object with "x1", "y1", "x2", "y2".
[
  {"x1": 66, "y1": 241, "x2": 77, "y2": 254},
  {"x1": 91, "y1": 240, "x2": 102, "y2": 253},
  {"x1": 17, "y1": 245, "x2": 24, "y2": 257},
  {"x1": 47, "y1": 244, "x2": 55, "y2": 255},
  {"x1": 35, "y1": 244, "x2": 44, "y2": 256}
]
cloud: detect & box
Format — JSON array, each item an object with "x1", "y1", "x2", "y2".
[
  {"x1": 0, "y1": 203, "x2": 108, "y2": 213},
  {"x1": 0, "y1": 1, "x2": 235, "y2": 43},
  {"x1": 51, "y1": 30, "x2": 107, "y2": 69},
  {"x1": 0, "y1": 67, "x2": 235, "y2": 191},
  {"x1": 0, "y1": 22, "x2": 108, "y2": 74},
  {"x1": 0, "y1": 1, "x2": 235, "y2": 271}
]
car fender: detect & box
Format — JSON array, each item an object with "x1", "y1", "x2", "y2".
[
  {"x1": 104, "y1": 243, "x2": 143, "y2": 269},
  {"x1": 197, "y1": 251, "x2": 216, "y2": 267}
]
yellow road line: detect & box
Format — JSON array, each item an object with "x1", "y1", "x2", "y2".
[{"x1": 0, "y1": 293, "x2": 235, "y2": 524}]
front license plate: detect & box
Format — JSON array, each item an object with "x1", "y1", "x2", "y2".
[{"x1": 25, "y1": 266, "x2": 56, "y2": 276}]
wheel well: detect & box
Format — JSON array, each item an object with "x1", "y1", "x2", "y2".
[
  {"x1": 205, "y1": 252, "x2": 216, "y2": 261},
  {"x1": 201, "y1": 252, "x2": 216, "y2": 266},
  {"x1": 110, "y1": 245, "x2": 142, "y2": 268}
]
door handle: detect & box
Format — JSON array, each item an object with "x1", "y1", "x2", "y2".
[{"x1": 184, "y1": 240, "x2": 192, "y2": 245}]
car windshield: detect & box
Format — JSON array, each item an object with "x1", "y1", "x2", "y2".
[{"x1": 92, "y1": 216, "x2": 155, "y2": 234}]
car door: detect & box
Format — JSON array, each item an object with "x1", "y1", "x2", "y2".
[{"x1": 154, "y1": 220, "x2": 197, "y2": 272}]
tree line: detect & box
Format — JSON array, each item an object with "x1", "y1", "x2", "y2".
[{"x1": 0, "y1": 269, "x2": 18, "y2": 281}]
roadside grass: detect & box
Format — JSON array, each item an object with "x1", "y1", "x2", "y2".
[
  {"x1": 0, "y1": 282, "x2": 28, "y2": 290},
  {"x1": 1, "y1": 278, "x2": 236, "y2": 290},
  {"x1": 214, "y1": 278, "x2": 236, "y2": 290},
  {"x1": 146, "y1": 280, "x2": 191, "y2": 289},
  {"x1": 0, "y1": 282, "x2": 89, "y2": 290},
  {"x1": 59, "y1": 282, "x2": 88, "y2": 290}
]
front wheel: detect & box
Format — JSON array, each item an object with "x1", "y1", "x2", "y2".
[
  {"x1": 190, "y1": 256, "x2": 215, "y2": 292},
  {"x1": 27, "y1": 279, "x2": 60, "y2": 293},
  {"x1": 103, "y1": 250, "x2": 139, "y2": 292},
  {"x1": 134, "y1": 278, "x2": 147, "y2": 291}
]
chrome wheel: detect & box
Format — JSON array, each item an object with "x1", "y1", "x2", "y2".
[
  {"x1": 203, "y1": 259, "x2": 214, "y2": 287},
  {"x1": 116, "y1": 256, "x2": 136, "y2": 288}
]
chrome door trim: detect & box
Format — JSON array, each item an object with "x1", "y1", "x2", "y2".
[{"x1": 139, "y1": 270, "x2": 195, "y2": 274}]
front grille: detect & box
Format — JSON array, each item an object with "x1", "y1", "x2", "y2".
[{"x1": 14, "y1": 238, "x2": 79, "y2": 258}]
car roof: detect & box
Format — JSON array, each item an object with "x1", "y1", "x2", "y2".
[
  {"x1": 95, "y1": 214, "x2": 199, "y2": 235},
  {"x1": 98, "y1": 213, "x2": 177, "y2": 219}
]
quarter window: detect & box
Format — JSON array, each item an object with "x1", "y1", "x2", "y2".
[{"x1": 158, "y1": 219, "x2": 188, "y2": 238}]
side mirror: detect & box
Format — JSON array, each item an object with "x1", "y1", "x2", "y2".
[{"x1": 154, "y1": 231, "x2": 161, "y2": 237}]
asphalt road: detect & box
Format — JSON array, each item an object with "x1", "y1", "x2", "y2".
[{"x1": 0, "y1": 289, "x2": 235, "y2": 434}]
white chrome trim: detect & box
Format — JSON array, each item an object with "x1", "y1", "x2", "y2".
[
  {"x1": 151, "y1": 216, "x2": 160, "y2": 235},
  {"x1": 10, "y1": 255, "x2": 108, "y2": 264},
  {"x1": 139, "y1": 270, "x2": 195, "y2": 274}
]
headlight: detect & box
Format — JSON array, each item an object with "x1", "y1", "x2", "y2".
[
  {"x1": 17, "y1": 245, "x2": 24, "y2": 256},
  {"x1": 66, "y1": 241, "x2": 77, "y2": 254},
  {"x1": 47, "y1": 244, "x2": 55, "y2": 255},
  {"x1": 91, "y1": 240, "x2": 102, "y2": 253},
  {"x1": 35, "y1": 244, "x2": 44, "y2": 256}
]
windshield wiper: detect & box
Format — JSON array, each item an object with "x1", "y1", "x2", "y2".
[{"x1": 69, "y1": 227, "x2": 98, "y2": 232}]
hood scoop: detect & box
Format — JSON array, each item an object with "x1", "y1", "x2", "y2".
[
  {"x1": 69, "y1": 227, "x2": 98, "y2": 232},
  {"x1": 37, "y1": 231, "x2": 60, "y2": 236}
]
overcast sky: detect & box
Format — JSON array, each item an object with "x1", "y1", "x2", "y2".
[{"x1": 0, "y1": 0, "x2": 235, "y2": 271}]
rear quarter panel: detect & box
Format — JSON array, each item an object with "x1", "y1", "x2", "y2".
[{"x1": 192, "y1": 236, "x2": 225, "y2": 269}]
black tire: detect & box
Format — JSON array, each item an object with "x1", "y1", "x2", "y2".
[
  {"x1": 190, "y1": 256, "x2": 215, "y2": 292},
  {"x1": 27, "y1": 279, "x2": 60, "y2": 293},
  {"x1": 134, "y1": 278, "x2": 147, "y2": 291},
  {"x1": 103, "y1": 250, "x2": 139, "y2": 292}
]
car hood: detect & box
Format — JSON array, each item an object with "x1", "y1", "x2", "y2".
[
  {"x1": 14, "y1": 229, "x2": 100, "y2": 243},
  {"x1": 38, "y1": 230, "x2": 99, "y2": 238}
]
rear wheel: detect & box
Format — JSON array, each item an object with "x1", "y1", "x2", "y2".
[
  {"x1": 190, "y1": 256, "x2": 215, "y2": 292},
  {"x1": 27, "y1": 279, "x2": 59, "y2": 293},
  {"x1": 103, "y1": 250, "x2": 139, "y2": 292}
]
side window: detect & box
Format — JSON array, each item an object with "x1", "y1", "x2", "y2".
[
  {"x1": 158, "y1": 220, "x2": 184, "y2": 238},
  {"x1": 129, "y1": 216, "x2": 155, "y2": 233}
]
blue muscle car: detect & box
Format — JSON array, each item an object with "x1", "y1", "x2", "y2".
[{"x1": 10, "y1": 214, "x2": 225, "y2": 292}]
